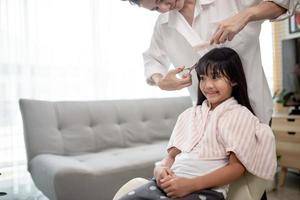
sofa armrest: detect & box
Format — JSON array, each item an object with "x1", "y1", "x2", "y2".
[{"x1": 29, "y1": 154, "x2": 90, "y2": 200}]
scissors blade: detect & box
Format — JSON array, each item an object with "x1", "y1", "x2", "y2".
[{"x1": 187, "y1": 61, "x2": 198, "y2": 73}]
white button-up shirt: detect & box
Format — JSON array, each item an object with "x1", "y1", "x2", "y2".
[
  {"x1": 267, "y1": 0, "x2": 299, "y2": 20},
  {"x1": 143, "y1": 0, "x2": 296, "y2": 124}
]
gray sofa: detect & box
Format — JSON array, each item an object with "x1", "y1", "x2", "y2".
[{"x1": 19, "y1": 97, "x2": 192, "y2": 200}]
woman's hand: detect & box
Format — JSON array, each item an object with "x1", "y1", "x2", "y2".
[
  {"x1": 152, "y1": 66, "x2": 192, "y2": 91},
  {"x1": 160, "y1": 176, "x2": 196, "y2": 198},
  {"x1": 210, "y1": 10, "x2": 251, "y2": 44},
  {"x1": 210, "y1": 1, "x2": 287, "y2": 45}
]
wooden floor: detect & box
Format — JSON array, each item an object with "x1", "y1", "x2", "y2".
[
  {"x1": 29, "y1": 170, "x2": 300, "y2": 200},
  {"x1": 268, "y1": 171, "x2": 300, "y2": 200},
  {"x1": 0, "y1": 170, "x2": 299, "y2": 200}
]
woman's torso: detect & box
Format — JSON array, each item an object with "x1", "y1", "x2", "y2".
[{"x1": 147, "y1": 0, "x2": 273, "y2": 123}]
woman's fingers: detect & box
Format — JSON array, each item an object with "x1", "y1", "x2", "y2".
[
  {"x1": 210, "y1": 14, "x2": 241, "y2": 44},
  {"x1": 180, "y1": 75, "x2": 192, "y2": 83},
  {"x1": 172, "y1": 74, "x2": 192, "y2": 89},
  {"x1": 158, "y1": 66, "x2": 192, "y2": 90},
  {"x1": 211, "y1": 25, "x2": 231, "y2": 44},
  {"x1": 178, "y1": 82, "x2": 192, "y2": 90},
  {"x1": 218, "y1": 30, "x2": 229, "y2": 43},
  {"x1": 177, "y1": 77, "x2": 192, "y2": 88},
  {"x1": 171, "y1": 66, "x2": 185, "y2": 74},
  {"x1": 210, "y1": 25, "x2": 223, "y2": 44}
]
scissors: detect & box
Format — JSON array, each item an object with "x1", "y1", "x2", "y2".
[
  {"x1": 183, "y1": 61, "x2": 198, "y2": 74},
  {"x1": 178, "y1": 61, "x2": 198, "y2": 78}
]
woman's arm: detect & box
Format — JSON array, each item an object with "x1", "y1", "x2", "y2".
[
  {"x1": 247, "y1": 1, "x2": 287, "y2": 21},
  {"x1": 145, "y1": 17, "x2": 192, "y2": 91},
  {"x1": 160, "y1": 152, "x2": 245, "y2": 198},
  {"x1": 210, "y1": 1, "x2": 287, "y2": 44}
]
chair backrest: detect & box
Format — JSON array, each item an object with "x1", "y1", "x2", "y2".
[{"x1": 19, "y1": 97, "x2": 192, "y2": 162}]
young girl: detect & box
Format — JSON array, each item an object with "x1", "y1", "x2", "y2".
[{"x1": 119, "y1": 47, "x2": 277, "y2": 200}]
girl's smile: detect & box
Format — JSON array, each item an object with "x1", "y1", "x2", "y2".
[{"x1": 199, "y1": 74, "x2": 234, "y2": 110}]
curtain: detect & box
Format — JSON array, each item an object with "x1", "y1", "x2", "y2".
[{"x1": 0, "y1": 0, "x2": 188, "y2": 198}]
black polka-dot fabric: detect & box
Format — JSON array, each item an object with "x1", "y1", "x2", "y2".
[{"x1": 119, "y1": 180, "x2": 225, "y2": 200}]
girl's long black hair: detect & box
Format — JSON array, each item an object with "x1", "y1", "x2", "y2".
[{"x1": 195, "y1": 47, "x2": 254, "y2": 114}]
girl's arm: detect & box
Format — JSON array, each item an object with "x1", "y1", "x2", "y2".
[
  {"x1": 161, "y1": 147, "x2": 181, "y2": 167},
  {"x1": 192, "y1": 152, "x2": 246, "y2": 190},
  {"x1": 160, "y1": 152, "x2": 245, "y2": 198},
  {"x1": 153, "y1": 147, "x2": 181, "y2": 180}
]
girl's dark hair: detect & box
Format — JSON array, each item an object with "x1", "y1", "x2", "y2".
[
  {"x1": 122, "y1": 0, "x2": 141, "y2": 6},
  {"x1": 195, "y1": 47, "x2": 254, "y2": 114}
]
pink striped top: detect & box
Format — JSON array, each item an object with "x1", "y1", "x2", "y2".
[{"x1": 168, "y1": 97, "x2": 277, "y2": 180}]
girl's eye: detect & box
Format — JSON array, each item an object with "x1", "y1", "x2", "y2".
[{"x1": 212, "y1": 73, "x2": 221, "y2": 80}]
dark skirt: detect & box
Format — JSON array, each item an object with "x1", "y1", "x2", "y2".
[{"x1": 118, "y1": 179, "x2": 225, "y2": 200}]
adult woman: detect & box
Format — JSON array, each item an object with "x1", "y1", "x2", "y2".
[
  {"x1": 123, "y1": 0, "x2": 297, "y2": 124},
  {"x1": 117, "y1": 1, "x2": 297, "y2": 199}
]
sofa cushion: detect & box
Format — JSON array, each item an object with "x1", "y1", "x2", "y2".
[
  {"x1": 29, "y1": 141, "x2": 168, "y2": 200},
  {"x1": 70, "y1": 141, "x2": 168, "y2": 172}
]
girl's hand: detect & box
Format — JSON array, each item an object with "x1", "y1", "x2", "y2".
[
  {"x1": 160, "y1": 176, "x2": 196, "y2": 198},
  {"x1": 154, "y1": 167, "x2": 174, "y2": 187}
]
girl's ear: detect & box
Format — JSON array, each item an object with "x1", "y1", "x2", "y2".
[{"x1": 231, "y1": 82, "x2": 238, "y2": 86}]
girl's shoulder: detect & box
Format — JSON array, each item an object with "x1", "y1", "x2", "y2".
[
  {"x1": 180, "y1": 105, "x2": 198, "y2": 116},
  {"x1": 178, "y1": 105, "x2": 204, "y2": 119},
  {"x1": 221, "y1": 104, "x2": 254, "y2": 117},
  {"x1": 220, "y1": 104, "x2": 255, "y2": 120}
]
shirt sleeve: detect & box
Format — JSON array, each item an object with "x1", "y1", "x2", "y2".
[
  {"x1": 167, "y1": 107, "x2": 196, "y2": 152},
  {"x1": 218, "y1": 107, "x2": 277, "y2": 180},
  {"x1": 264, "y1": 0, "x2": 299, "y2": 21},
  {"x1": 167, "y1": 114, "x2": 181, "y2": 151},
  {"x1": 167, "y1": 109, "x2": 188, "y2": 151},
  {"x1": 143, "y1": 16, "x2": 171, "y2": 85}
]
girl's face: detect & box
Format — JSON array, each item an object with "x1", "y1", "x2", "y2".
[
  {"x1": 140, "y1": 0, "x2": 185, "y2": 13},
  {"x1": 199, "y1": 71, "x2": 235, "y2": 109}
]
